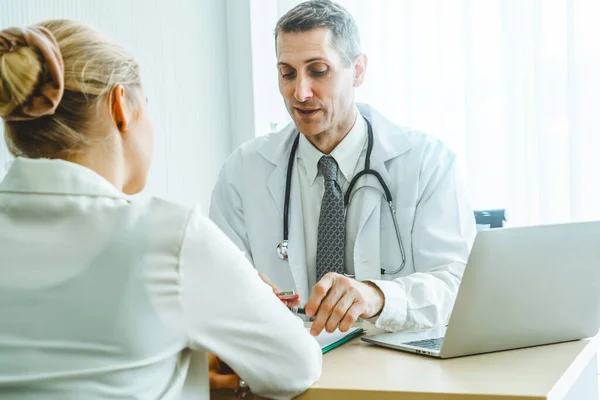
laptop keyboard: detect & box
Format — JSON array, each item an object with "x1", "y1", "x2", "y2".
[{"x1": 404, "y1": 337, "x2": 444, "y2": 350}]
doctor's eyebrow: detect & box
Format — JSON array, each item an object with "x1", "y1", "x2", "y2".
[
  {"x1": 304, "y1": 57, "x2": 327, "y2": 64},
  {"x1": 277, "y1": 58, "x2": 329, "y2": 67}
]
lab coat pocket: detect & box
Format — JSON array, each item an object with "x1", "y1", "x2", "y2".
[{"x1": 380, "y1": 206, "x2": 415, "y2": 279}]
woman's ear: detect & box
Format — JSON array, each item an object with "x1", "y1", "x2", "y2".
[{"x1": 110, "y1": 84, "x2": 129, "y2": 133}]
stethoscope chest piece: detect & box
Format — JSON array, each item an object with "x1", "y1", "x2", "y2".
[{"x1": 276, "y1": 241, "x2": 289, "y2": 260}]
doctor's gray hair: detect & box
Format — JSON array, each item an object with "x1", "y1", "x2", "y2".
[{"x1": 275, "y1": 0, "x2": 361, "y2": 67}]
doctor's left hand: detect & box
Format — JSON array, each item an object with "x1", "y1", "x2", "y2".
[
  {"x1": 258, "y1": 272, "x2": 301, "y2": 307},
  {"x1": 208, "y1": 353, "x2": 240, "y2": 390},
  {"x1": 304, "y1": 273, "x2": 385, "y2": 336}
]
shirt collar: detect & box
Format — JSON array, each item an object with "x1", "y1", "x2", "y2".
[
  {"x1": 0, "y1": 157, "x2": 130, "y2": 201},
  {"x1": 297, "y1": 107, "x2": 367, "y2": 185}
]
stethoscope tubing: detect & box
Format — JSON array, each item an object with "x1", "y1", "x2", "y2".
[{"x1": 277, "y1": 117, "x2": 406, "y2": 275}]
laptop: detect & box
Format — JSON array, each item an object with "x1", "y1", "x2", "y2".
[{"x1": 362, "y1": 221, "x2": 600, "y2": 358}]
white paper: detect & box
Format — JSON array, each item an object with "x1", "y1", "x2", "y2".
[{"x1": 307, "y1": 327, "x2": 362, "y2": 349}]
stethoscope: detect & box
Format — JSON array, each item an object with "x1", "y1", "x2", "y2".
[{"x1": 276, "y1": 117, "x2": 406, "y2": 276}]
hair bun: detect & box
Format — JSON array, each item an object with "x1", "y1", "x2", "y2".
[{"x1": 0, "y1": 26, "x2": 64, "y2": 121}]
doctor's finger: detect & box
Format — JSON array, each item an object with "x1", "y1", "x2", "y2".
[
  {"x1": 310, "y1": 284, "x2": 344, "y2": 335},
  {"x1": 258, "y1": 272, "x2": 279, "y2": 295},
  {"x1": 305, "y1": 273, "x2": 336, "y2": 317},
  {"x1": 325, "y1": 293, "x2": 356, "y2": 333},
  {"x1": 282, "y1": 296, "x2": 301, "y2": 308},
  {"x1": 209, "y1": 372, "x2": 240, "y2": 390},
  {"x1": 338, "y1": 302, "x2": 363, "y2": 333}
]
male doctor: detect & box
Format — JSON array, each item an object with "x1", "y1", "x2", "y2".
[{"x1": 210, "y1": 0, "x2": 476, "y2": 335}]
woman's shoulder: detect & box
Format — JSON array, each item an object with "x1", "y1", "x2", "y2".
[
  {"x1": 125, "y1": 196, "x2": 193, "y2": 228},
  {"x1": 144, "y1": 196, "x2": 194, "y2": 218},
  {"x1": 123, "y1": 196, "x2": 241, "y2": 264},
  {"x1": 130, "y1": 197, "x2": 220, "y2": 245},
  {"x1": 116, "y1": 197, "x2": 196, "y2": 253}
]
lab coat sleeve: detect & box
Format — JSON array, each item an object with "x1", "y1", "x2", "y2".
[
  {"x1": 178, "y1": 207, "x2": 322, "y2": 400},
  {"x1": 209, "y1": 152, "x2": 254, "y2": 264},
  {"x1": 368, "y1": 149, "x2": 476, "y2": 332}
]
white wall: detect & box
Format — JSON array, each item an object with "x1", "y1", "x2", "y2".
[
  {"x1": 0, "y1": 0, "x2": 232, "y2": 210},
  {"x1": 249, "y1": 0, "x2": 289, "y2": 138},
  {"x1": 225, "y1": 0, "x2": 256, "y2": 149},
  {"x1": 226, "y1": 0, "x2": 288, "y2": 148},
  {"x1": 227, "y1": 0, "x2": 298, "y2": 146}
]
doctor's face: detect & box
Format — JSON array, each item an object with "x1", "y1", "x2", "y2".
[{"x1": 276, "y1": 28, "x2": 366, "y2": 140}]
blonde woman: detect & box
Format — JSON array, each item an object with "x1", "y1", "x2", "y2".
[{"x1": 0, "y1": 20, "x2": 321, "y2": 400}]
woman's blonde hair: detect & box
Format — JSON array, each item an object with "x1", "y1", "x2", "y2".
[{"x1": 0, "y1": 19, "x2": 142, "y2": 158}]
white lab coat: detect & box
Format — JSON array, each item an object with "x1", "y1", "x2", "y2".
[
  {"x1": 0, "y1": 157, "x2": 321, "y2": 400},
  {"x1": 210, "y1": 103, "x2": 476, "y2": 332}
]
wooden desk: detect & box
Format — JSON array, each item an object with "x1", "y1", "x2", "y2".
[{"x1": 213, "y1": 323, "x2": 599, "y2": 400}]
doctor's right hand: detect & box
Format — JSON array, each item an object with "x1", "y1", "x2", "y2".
[
  {"x1": 305, "y1": 273, "x2": 385, "y2": 335},
  {"x1": 258, "y1": 272, "x2": 301, "y2": 307}
]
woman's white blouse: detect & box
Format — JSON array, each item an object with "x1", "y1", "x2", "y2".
[{"x1": 0, "y1": 158, "x2": 321, "y2": 400}]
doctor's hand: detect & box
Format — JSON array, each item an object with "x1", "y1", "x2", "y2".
[
  {"x1": 258, "y1": 272, "x2": 301, "y2": 307},
  {"x1": 305, "y1": 273, "x2": 385, "y2": 336},
  {"x1": 208, "y1": 353, "x2": 240, "y2": 390}
]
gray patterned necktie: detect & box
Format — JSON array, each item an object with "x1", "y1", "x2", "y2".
[{"x1": 316, "y1": 156, "x2": 345, "y2": 281}]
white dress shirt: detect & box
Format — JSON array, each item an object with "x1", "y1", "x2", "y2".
[
  {"x1": 296, "y1": 109, "x2": 367, "y2": 288},
  {"x1": 0, "y1": 158, "x2": 321, "y2": 400}
]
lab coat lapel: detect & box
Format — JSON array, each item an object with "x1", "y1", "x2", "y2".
[
  {"x1": 258, "y1": 123, "x2": 297, "y2": 215},
  {"x1": 262, "y1": 126, "x2": 298, "y2": 215},
  {"x1": 350, "y1": 104, "x2": 413, "y2": 280},
  {"x1": 261, "y1": 125, "x2": 309, "y2": 301},
  {"x1": 287, "y1": 165, "x2": 310, "y2": 302},
  {"x1": 267, "y1": 163, "x2": 286, "y2": 215},
  {"x1": 349, "y1": 159, "x2": 393, "y2": 237},
  {"x1": 346, "y1": 160, "x2": 389, "y2": 280}
]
